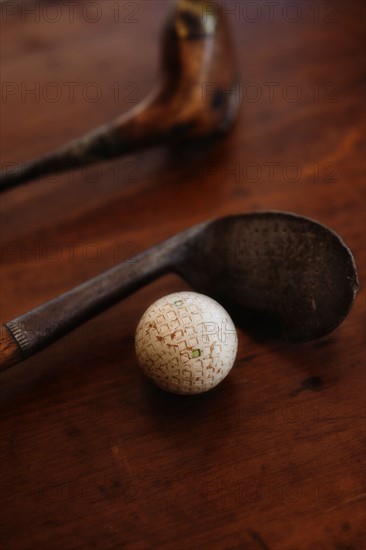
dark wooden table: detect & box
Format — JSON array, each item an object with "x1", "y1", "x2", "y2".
[{"x1": 1, "y1": 1, "x2": 365, "y2": 548}]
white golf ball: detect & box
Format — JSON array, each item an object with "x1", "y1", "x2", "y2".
[{"x1": 135, "y1": 292, "x2": 238, "y2": 395}]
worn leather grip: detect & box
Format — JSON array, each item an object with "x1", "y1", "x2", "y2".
[{"x1": 0, "y1": 325, "x2": 24, "y2": 372}]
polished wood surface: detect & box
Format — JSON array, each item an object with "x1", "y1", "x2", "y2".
[{"x1": 1, "y1": 1, "x2": 365, "y2": 548}]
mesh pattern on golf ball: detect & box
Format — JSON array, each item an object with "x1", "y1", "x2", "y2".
[{"x1": 135, "y1": 292, "x2": 238, "y2": 394}]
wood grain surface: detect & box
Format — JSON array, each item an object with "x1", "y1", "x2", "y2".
[{"x1": 0, "y1": 1, "x2": 365, "y2": 549}]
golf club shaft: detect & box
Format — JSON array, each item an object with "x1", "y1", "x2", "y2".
[{"x1": 0, "y1": 239, "x2": 175, "y2": 371}]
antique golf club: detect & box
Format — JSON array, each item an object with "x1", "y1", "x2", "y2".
[
  {"x1": 0, "y1": 212, "x2": 359, "y2": 372},
  {"x1": 0, "y1": 0, "x2": 240, "y2": 192}
]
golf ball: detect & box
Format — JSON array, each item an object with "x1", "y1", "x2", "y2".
[{"x1": 135, "y1": 292, "x2": 238, "y2": 395}]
